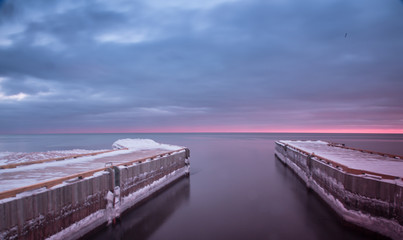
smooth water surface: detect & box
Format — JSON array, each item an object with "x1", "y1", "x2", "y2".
[{"x1": 1, "y1": 133, "x2": 402, "y2": 240}]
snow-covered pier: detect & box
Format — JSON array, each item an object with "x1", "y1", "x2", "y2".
[
  {"x1": 0, "y1": 139, "x2": 190, "y2": 240},
  {"x1": 275, "y1": 140, "x2": 403, "y2": 240}
]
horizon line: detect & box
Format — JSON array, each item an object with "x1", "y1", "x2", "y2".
[{"x1": 2, "y1": 130, "x2": 403, "y2": 135}]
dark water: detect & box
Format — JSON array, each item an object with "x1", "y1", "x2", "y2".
[{"x1": 1, "y1": 133, "x2": 403, "y2": 240}]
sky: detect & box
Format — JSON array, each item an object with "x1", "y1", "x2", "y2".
[{"x1": 0, "y1": 0, "x2": 402, "y2": 134}]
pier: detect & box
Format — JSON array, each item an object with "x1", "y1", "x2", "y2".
[
  {"x1": 275, "y1": 140, "x2": 403, "y2": 240},
  {"x1": 0, "y1": 141, "x2": 190, "y2": 240}
]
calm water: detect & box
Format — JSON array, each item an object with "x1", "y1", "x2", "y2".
[{"x1": 1, "y1": 133, "x2": 403, "y2": 240}]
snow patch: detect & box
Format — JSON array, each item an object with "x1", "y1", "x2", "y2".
[
  {"x1": 0, "y1": 149, "x2": 107, "y2": 166},
  {"x1": 112, "y1": 138, "x2": 183, "y2": 151}
]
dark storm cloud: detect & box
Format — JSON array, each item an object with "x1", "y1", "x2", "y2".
[{"x1": 0, "y1": 0, "x2": 402, "y2": 133}]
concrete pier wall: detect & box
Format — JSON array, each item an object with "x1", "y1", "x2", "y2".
[
  {"x1": 0, "y1": 149, "x2": 189, "y2": 240},
  {"x1": 274, "y1": 142, "x2": 403, "y2": 240}
]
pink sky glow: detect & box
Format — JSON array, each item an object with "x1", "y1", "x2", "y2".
[{"x1": 30, "y1": 126, "x2": 403, "y2": 134}]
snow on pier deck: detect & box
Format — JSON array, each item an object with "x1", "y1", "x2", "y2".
[
  {"x1": 279, "y1": 140, "x2": 403, "y2": 181},
  {"x1": 0, "y1": 148, "x2": 178, "y2": 193}
]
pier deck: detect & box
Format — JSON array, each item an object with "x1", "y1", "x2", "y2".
[
  {"x1": 279, "y1": 140, "x2": 403, "y2": 180},
  {"x1": 0, "y1": 148, "x2": 181, "y2": 197}
]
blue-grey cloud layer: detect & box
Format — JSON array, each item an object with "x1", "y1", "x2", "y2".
[{"x1": 0, "y1": 0, "x2": 402, "y2": 133}]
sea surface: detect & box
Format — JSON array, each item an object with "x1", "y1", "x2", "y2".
[{"x1": 1, "y1": 133, "x2": 403, "y2": 240}]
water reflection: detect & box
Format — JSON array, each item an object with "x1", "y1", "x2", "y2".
[{"x1": 87, "y1": 177, "x2": 190, "y2": 240}]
